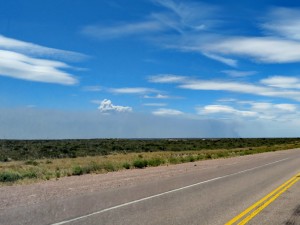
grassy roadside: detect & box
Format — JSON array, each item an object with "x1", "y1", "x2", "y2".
[{"x1": 1, "y1": 143, "x2": 300, "y2": 185}]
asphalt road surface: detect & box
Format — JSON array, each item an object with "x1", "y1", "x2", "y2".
[{"x1": 1, "y1": 149, "x2": 300, "y2": 225}]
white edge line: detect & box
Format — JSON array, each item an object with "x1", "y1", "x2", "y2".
[{"x1": 50, "y1": 158, "x2": 289, "y2": 225}]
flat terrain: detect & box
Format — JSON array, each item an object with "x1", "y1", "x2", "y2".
[{"x1": 1, "y1": 148, "x2": 300, "y2": 225}]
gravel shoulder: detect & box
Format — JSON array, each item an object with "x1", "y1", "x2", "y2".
[{"x1": 0, "y1": 149, "x2": 298, "y2": 211}]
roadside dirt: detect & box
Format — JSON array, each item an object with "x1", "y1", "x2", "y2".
[{"x1": 0, "y1": 150, "x2": 293, "y2": 211}]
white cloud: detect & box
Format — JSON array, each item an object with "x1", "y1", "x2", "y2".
[
  {"x1": 148, "y1": 74, "x2": 187, "y2": 83},
  {"x1": 197, "y1": 105, "x2": 257, "y2": 117},
  {"x1": 98, "y1": 99, "x2": 132, "y2": 113},
  {"x1": 0, "y1": 35, "x2": 86, "y2": 61},
  {"x1": 152, "y1": 108, "x2": 183, "y2": 116},
  {"x1": 203, "y1": 52, "x2": 238, "y2": 67},
  {"x1": 260, "y1": 76, "x2": 300, "y2": 89},
  {"x1": 0, "y1": 35, "x2": 86, "y2": 85},
  {"x1": 275, "y1": 104, "x2": 297, "y2": 112},
  {"x1": 144, "y1": 93, "x2": 181, "y2": 99},
  {"x1": 197, "y1": 101, "x2": 299, "y2": 121},
  {"x1": 0, "y1": 50, "x2": 77, "y2": 85},
  {"x1": 153, "y1": 0, "x2": 220, "y2": 31},
  {"x1": 222, "y1": 70, "x2": 257, "y2": 77},
  {"x1": 205, "y1": 37, "x2": 300, "y2": 63},
  {"x1": 82, "y1": 21, "x2": 166, "y2": 39},
  {"x1": 110, "y1": 87, "x2": 158, "y2": 94},
  {"x1": 82, "y1": 0, "x2": 220, "y2": 41},
  {"x1": 179, "y1": 79, "x2": 300, "y2": 101},
  {"x1": 148, "y1": 73, "x2": 300, "y2": 102},
  {"x1": 262, "y1": 7, "x2": 300, "y2": 41}
]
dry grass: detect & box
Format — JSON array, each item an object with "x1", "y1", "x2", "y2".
[{"x1": 1, "y1": 143, "x2": 299, "y2": 185}]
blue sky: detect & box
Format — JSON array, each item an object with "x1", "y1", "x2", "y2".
[{"x1": 1, "y1": 0, "x2": 300, "y2": 138}]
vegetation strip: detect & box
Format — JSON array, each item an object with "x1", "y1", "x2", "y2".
[
  {"x1": 1, "y1": 138, "x2": 300, "y2": 185},
  {"x1": 225, "y1": 173, "x2": 300, "y2": 225}
]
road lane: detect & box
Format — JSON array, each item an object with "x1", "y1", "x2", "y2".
[{"x1": 1, "y1": 149, "x2": 300, "y2": 225}]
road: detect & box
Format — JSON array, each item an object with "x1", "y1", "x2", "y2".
[{"x1": 1, "y1": 148, "x2": 300, "y2": 225}]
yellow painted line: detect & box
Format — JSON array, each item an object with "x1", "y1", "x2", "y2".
[
  {"x1": 225, "y1": 173, "x2": 300, "y2": 225},
  {"x1": 238, "y1": 177, "x2": 300, "y2": 225}
]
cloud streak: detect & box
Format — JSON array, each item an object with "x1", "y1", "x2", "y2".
[
  {"x1": 109, "y1": 87, "x2": 159, "y2": 94},
  {"x1": 0, "y1": 35, "x2": 86, "y2": 85},
  {"x1": 152, "y1": 108, "x2": 184, "y2": 116},
  {"x1": 82, "y1": 21, "x2": 166, "y2": 39},
  {"x1": 0, "y1": 35, "x2": 86, "y2": 61},
  {"x1": 0, "y1": 50, "x2": 77, "y2": 85},
  {"x1": 197, "y1": 101, "x2": 299, "y2": 122},
  {"x1": 149, "y1": 73, "x2": 300, "y2": 102}
]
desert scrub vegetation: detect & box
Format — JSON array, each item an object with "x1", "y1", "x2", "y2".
[
  {"x1": 1, "y1": 141, "x2": 300, "y2": 185},
  {"x1": 1, "y1": 138, "x2": 300, "y2": 162}
]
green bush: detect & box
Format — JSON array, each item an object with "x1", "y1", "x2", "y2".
[
  {"x1": 147, "y1": 158, "x2": 165, "y2": 167},
  {"x1": 103, "y1": 163, "x2": 115, "y2": 172},
  {"x1": 0, "y1": 171, "x2": 22, "y2": 182},
  {"x1": 23, "y1": 170, "x2": 38, "y2": 179},
  {"x1": 187, "y1": 155, "x2": 195, "y2": 162},
  {"x1": 122, "y1": 162, "x2": 131, "y2": 169},
  {"x1": 82, "y1": 162, "x2": 101, "y2": 174},
  {"x1": 168, "y1": 157, "x2": 180, "y2": 164},
  {"x1": 72, "y1": 166, "x2": 84, "y2": 176},
  {"x1": 133, "y1": 159, "x2": 148, "y2": 168}
]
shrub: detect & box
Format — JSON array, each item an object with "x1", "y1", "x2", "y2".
[
  {"x1": 72, "y1": 166, "x2": 83, "y2": 176},
  {"x1": 103, "y1": 163, "x2": 115, "y2": 172},
  {"x1": 25, "y1": 160, "x2": 39, "y2": 166},
  {"x1": 55, "y1": 171, "x2": 61, "y2": 178},
  {"x1": 133, "y1": 159, "x2": 148, "y2": 168},
  {"x1": 81, "y1": 162, "x2": 101, "y2": 174},
  {"x1": 0, "y1": 171, "x2": 22, "y2": 182},
  {"x1": 187, "y1": 155, "x2": 195, "y2": 162},
  {"x1": 23, "y1": 170, "x2": 38, "y2": 179},
  {"x1": 168, "y1": 157, "x2": 180, "y2": 164},
  {"x1": 122, "y1": 162, "x2": 131, "y2": 169},
  {"x1": 148, "y1": 158, "x2": 165, "y2": 167}
]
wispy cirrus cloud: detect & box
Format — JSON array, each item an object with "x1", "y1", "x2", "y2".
[
  {"x1": 82, "y1": 0, "x2": 220, "y2": 40},
  {"x1": 260, "y1": 76, "x2": 300, "y2": 89},
  {"x1": 82, "y1": 2, "x2": 300, "y2": 66},
  {"x1": 0, "y1": 35, "x2": 87, "y2": 61},
  {"x1": 197, "y1": 105, "x2": 257, "y2": 117},
  {"x1": 82, "y1": 21, "x2": 166, "y2": 39},
  {"x1": 222, "y1": 70, "x2": 257, "y2": 77},
  {"x1": 152, "y1": 108, "x2": 184, "y2": 116},
  {"x1": 262, "y1": 7, "x2": 300, "y2": 41},
  {"x1": 0, "y1": 35, "x2": 86, "y2": 85},
  {"x1": 109, "y1": 87, "x2": 159, "y2": 94},
  {"x1": 205, "y1": 37, "x2": 300, "y2": 64},
  {"x1": 148, "y1": 74, "x2": 187, "y2": 83},
  {"x1": 149, "y1": 73, "x2": 300, "y2": 101},
  {"x1": 144, "y1": 93, "x2": 182, "y2": 99},
  {"x1": 202, "y1": 52, "x2": 238, "y2": 67},
  {"x1": 180, "y1": 79, "x2": 300, "y2": 101},
  {"x1": 0, "y1": 49, "x2": 78, "y2": 85},
  {"x1": 197, "y1": 101, "x2": 299, "y2": 121}
]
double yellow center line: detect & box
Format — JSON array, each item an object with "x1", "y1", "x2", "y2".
[{"x1": 225, "y1": 173, "x2": 300, "y2": 225}]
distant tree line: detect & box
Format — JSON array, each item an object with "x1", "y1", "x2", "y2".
[{"x1": 0, "y1": 138, "x2": 299, "y2": 162}]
